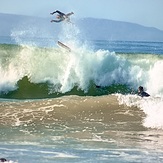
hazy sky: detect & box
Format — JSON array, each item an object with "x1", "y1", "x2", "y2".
[{"x1": 1, "y1": 0, "x2": 163, "y2": 30}]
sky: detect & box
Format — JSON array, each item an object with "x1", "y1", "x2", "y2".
[{"x1": 1, "y1": 0, "x2": 163, "y2": 30}]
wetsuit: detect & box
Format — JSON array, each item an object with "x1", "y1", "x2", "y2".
[{"x1": 138, "y1": 91, "x2": 150, "y2": 97}]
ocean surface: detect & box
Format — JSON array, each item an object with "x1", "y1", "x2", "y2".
[{"x1": 0, "y1": 23, "x2": 163, "y2": 163}]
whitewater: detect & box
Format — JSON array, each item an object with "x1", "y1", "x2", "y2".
[{"x1": 0, "y1": 22, "x2": 163, "y2": 162}]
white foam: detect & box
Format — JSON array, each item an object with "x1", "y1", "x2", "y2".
[
  {"x1": 140, "y1": 97, "x2": 163, "y2": 129},
  {"x1": 5, "y1": 161, "x2": 18, "y2": 163},
  {"x1": 147, "y1": 60, "x2": 163, "y2": 96},
  {"x1": 40, "y1": 150, "x2": 79, "y2": 159},
  {"x1": 117, "y1": 94, "x2": 163, "y2": 129}
]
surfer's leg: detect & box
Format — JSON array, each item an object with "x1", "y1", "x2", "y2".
[
  {"x1": 55, "y1": 10, "x2": 65, "y2": 16},
  {"x1": 50, "y1": 10, "x2": 65, "y2": 16}
]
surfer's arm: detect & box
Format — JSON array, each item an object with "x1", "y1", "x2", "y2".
[
  {"x1": 51, "y1": 19, "x2": 64, "y2": 23},
  {"x1": 63, "y1": 12, "x2": 74, "y2": 24}
]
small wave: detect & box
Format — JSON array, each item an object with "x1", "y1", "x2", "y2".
[{"x1": 117, "y1": 94, "x2": 163, "y2": 129}]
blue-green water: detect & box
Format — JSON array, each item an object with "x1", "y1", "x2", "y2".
[
  {"x1": 0, "y1": 28, "x2": 163, "y2": 163},
  {"x1": 0, "y1": 39, "x2": 163, "y2": 99}
]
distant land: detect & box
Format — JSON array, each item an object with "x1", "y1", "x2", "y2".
[
  {"x1": 78, "y1": 18, "x2": 163, "y2": 42},
  {"x1": 1, "y1": 13, "x2": 163, "y2": 42}
]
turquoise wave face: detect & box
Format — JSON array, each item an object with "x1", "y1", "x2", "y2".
[{"x1": 0, "y1": 76, "x2": 131, "y2": 99}]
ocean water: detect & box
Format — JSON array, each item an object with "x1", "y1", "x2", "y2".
[{"x1": 0, "y1": 23, "x2": 163, "y2": 163}]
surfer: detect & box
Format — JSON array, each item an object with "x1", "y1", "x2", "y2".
[
  {"x1": 50, "y1": 10, "x2": 74, "y2": 23},
  {"x1": 138, "y1": 86, "x2": 150, "y2": 97},
  {"x1": 0, "y1": 158, "x2": 7, "y2": 162}
]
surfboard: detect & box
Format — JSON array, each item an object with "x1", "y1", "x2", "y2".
[{"x1": 57, "y1": 41, "x2": 71, "y2": 52}]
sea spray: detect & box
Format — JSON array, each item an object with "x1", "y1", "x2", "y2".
[
  {"x1": 117, "y1": 94, "x2": 163, "y2": 129},
  {"x1": 147, "y1": 60, "x2": 163, "y2": 95},
  {"x1": 141, "y1": 97, "x2": 163, "y2": 129},
  {"x1": 0, "y1": 42, "x2": 163, "y2": 98}
]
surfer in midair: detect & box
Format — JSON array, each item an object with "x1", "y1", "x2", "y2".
[{"x1": 50, "y1": 10, "x2": 74, "y2": 23}]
